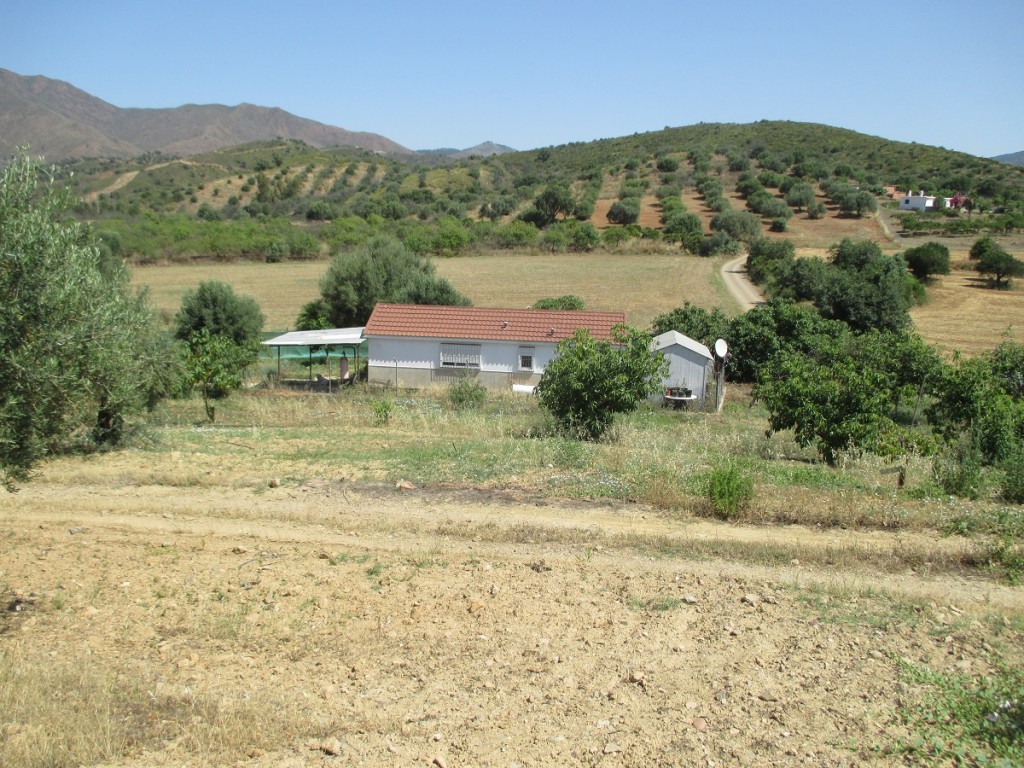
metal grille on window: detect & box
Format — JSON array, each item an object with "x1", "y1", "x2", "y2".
[
  {"x1": 518, "y1": 346, "x2": 534, "y2": 371},
  {"x1": 440, "y1": 343, "x2": 481, "y2": 368}
]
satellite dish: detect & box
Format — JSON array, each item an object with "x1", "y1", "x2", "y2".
[{"x1": 714, "y1": 339, "x2": 728, "y2": 358}]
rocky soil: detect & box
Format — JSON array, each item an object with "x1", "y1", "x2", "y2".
[{"x1": 2, "y1": 478, "x2": 1021, "y2": 767}]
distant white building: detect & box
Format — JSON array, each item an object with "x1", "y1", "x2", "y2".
[{"x1": 898, "y1": 190, "x2": 956, "y2": 211}]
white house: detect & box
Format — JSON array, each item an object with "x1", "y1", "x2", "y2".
[
  {"x1": 363, "y1": 303, "x2": 627, "y2": 389},
  {"x1": 651, "y1": 330, "x2": 714, "y2": 402},
  {"x1": 898, "y1": 190, "x2": 955, "y2": 211}
]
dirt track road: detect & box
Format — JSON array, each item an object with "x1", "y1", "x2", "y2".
[{"x1": 721, "y1": 255, "x2": 764, "y2": 311}]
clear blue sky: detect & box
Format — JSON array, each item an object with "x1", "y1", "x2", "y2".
[{"x1": 3, "y1": 0, "x2": 1022, "y2": 157}]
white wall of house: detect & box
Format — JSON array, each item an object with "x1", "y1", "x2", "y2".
[
  {"x1": 367, "y1": 336, "x2": 559, "y2": 389},
  {"x1": 899, "y1": 194, "x2": 935, "y2": 211}
]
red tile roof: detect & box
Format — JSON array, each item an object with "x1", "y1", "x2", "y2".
[{"x1": 364, "y1": 304, "x2": 627, "y2": 343}]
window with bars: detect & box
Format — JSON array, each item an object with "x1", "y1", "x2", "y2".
[
  {"x1": 518, "y1": 346, "x2": 535, "y2": 371},
  {"x1": 440, "y1": 343, "x2": 481, "y2": 369}
]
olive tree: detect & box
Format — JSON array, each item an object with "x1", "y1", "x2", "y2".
[
  {"x1": 538, "y1": 326, "x2": 667, "y2": 440},
  {"x1": 0, "y1": 151, "x2": 176, "y2": 485},
  {"x1": 710, "y1": 210, "x2": 761, "y2": 243}
]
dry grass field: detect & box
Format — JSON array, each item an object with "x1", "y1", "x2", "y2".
[
  {"x1": 133, "y1": 260, "x2": 328, "y2": 331},
  {"x1": 911, "y1": 256, "x2": 1024, "y2": 354},
  {"x1": 434, "y1": 252, "x2": 733, "y2": 329},
  {"x1": 131, "y1": 231, "x2": 1024, "y2": 357},
  {"x1": 132, "y1": 251, "x2": 737, "y2": 333}
]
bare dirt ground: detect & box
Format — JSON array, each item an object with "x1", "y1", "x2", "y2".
[{"x1": 2, "y1": 472, "x2": 1021, "y2": 767}]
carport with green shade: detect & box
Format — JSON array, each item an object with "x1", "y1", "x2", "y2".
[{"x1": 261, "y1": 328, "x2": 366, "y2": 389}]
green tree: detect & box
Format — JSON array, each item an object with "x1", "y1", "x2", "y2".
[
  {"x1": 757, "y1": 344, "x2": 896, "y2": 465},
  {"x1": 745, "y1": 238, "x2": 795, "y2": 286},
  {"x1": 494, "y1": 220, "x2": 538, "y2": 249},
  {"x1": 903, "y1": 242, "x2": 951, "y2": 282},
  {"x1": 0, "y1": 151, "x2": 175, "y2": 484},
  {"x1": 650, "y1": 303, "x2": 730, "y2": 349},
  {"x1": 174, "y1": 281, "x2": 264, "y2": 410},
  {"x1": 538, "y1": 326, "x2": 667, "y2": 440},
  {"x1": 562, "y1": 221, "x2": 601, "y2": 252},
  {"x1": 975, "y1": 248, "x2": 1024, "y2": 287},
  {"x1": 710, "y1": 209, "x2": 762, "y2": 243},
  {"x1": 656, "y1": 157, "x2": 680, "y2": 172},
  {"x1": 531, "y1": 183, "x2": 575, "y2": 226},
  {"x1": 820, "y1": 240, "x2": 914, "y2": 333},
  {"x1": 784, "y1": 182, "x2": 816, "y2": 211},
  {"x1": 928, "y1": 351, "x2": 1024, "y2": 465},
  {"x1": 319, "y1": 235, "x2": 470, "y2": 327},
  {"x1": 185, "y1": 329, "x2": 250, "y2": 422},
  {"x1": 295, "y1": 299, "x2": 332, "y2": 331},
  {"x1": 540, "y1": 226, "x2": 570, "y2": 252},
  {"x1": 607, "y1": 198, "x2": 641, "y2": 225},
  {"x1": 726, "y1": 301, "x2": 848, "y2": 383},
  {"x1": 968, "y1": 235, "x2": 999, "y2": 261},
  {"x1": 174, "y1": 281, "x2": 264, "y2": 350},
  {"x1": 662, "y1": 211, "x2": 704, "y2": 243}
]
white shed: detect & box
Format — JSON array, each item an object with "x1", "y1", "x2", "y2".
[{"x1": 651, "y1": 330, "x2": 714, "y2": 402}]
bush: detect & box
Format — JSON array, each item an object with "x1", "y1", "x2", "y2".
[
  {"x1": 607, "y1": 198, "x2": 641, "y2": 225},
  {"x1": 934, "y1": 437, "x2": 983, "y2": 499},
  {"x1": 174, "y1": 281, "x2": 264, "y2": 350},
  {"x1": 662, "y1": 211, "x2": 703, "y2": 242},
  {"x1": 538, "y1": 326, "x2": 667, "y2": 440},
  {"x1": 705, "y1": 465, "x2": 755, "y2": 520},
  {"x1": 1001, "y1": 446, "x2": 1024, "y2": 504},
  {"x1": 533, "y1": 295, "x2": 585, "y2": 310},
  {"x1": 903, "y1": 241, "x2": 951, "y2": 281},
  {"x1": 494, "y1": 220, "x2": 538, "y2": 249},
  {"x1": 698, "y1": 231, "x2": 741, "y2": 257},
  {"x1": 746, "y1": 238, "x2": 795, "y2": 285},
  {"x1": 448, "y1": 375, "x2": 487, "y2": 411},
  {"x1": 602, "y1": 227, "x2": 631, "y2": 247},
  {"x1": 710, "y1": 209, "x2": 762, "y2": 243},
  {"x1": 371, "y1": 397, "x2": 394, "y2": 426}
]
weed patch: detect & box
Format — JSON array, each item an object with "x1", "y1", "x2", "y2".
[{"x1": 897, "y1": 658, "x2": 1024, "y2": 766}]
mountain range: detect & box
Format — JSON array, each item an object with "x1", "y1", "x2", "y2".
[
  {"x1": 0, "y1": 68, "x2": 514, "y2": 162},
  {"x1": 993, "y1": 151, "x2": 1024, "y2": 168}
]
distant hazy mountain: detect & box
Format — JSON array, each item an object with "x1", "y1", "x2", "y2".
[
  {"x1": 993, "y1": 150, "x2": 1024, "y2": 167},
  {"x1": 0, "y1": 68, "x2": 411, "y2": 161},
  {"x1": 418, "y1": 141, "x2": 516, "y2": 158}
]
